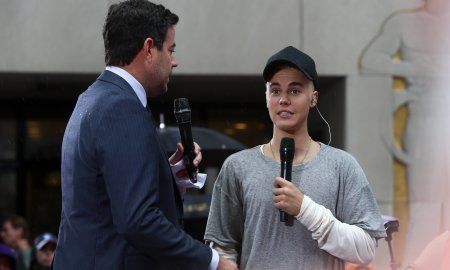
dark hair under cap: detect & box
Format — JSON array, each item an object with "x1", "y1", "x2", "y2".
[{"x1": 263, "y1": 46, "x2": 318, "y2": 89}]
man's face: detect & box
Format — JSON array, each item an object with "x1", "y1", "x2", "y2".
[
  {"x1": 0, "y1": 221, "x2": 21, "y2": 248},
  {"x1": 36, "y1": 243, "x2": 56, "y2": 268},
  {"x1": 266, "y1": 67, "x2": 317, "y2": 133},
  {"x1": 148, "y1": 26, "x2": 178, "y2": 97}
]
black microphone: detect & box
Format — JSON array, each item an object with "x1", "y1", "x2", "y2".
[
  {"x1": 174, "y1": 98, "x2": 197, "y2": 183},
  {"x1": 280, "y1": 137, "x2": 295, "y2": 226}
]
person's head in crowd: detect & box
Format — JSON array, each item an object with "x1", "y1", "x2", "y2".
[
  {"x1": 0, "y1": 216, "x2": 29, "y2": 250},
  {"x1": 0, "y1": 244, "x2": 16, "y2": 270},
  {"x1": 103, "y1": 0, "x2": 179, "y2": 97},
  {"x1": 33, "y1": 233, "x2": 57, "y2": 268}
]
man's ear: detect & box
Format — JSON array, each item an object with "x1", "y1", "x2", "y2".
[
  {"x1": 310, "y1": 90, "x2": 319, "y2": 108},
  {"x1": 143, "y1": 37, "x2": 155, "y2": 60}
]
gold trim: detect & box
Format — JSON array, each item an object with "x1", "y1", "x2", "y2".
[{"x1": 392, "y1": 74, "x2": 409, "y2": 263}]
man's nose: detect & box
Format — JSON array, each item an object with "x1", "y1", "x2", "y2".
[
  {"x1": 279, "y1": 93, "x2": 290, "y2": 105},
  {"x1": 171, "y1": 56, "x2": 178, "y2": 68}
]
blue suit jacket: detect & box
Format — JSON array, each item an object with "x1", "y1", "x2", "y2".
[{"x1": 53, "y1": 71, "x2": 212, "y2": 270}]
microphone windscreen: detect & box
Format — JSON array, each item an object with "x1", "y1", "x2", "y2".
[
  {"x1": 174, "y1": 98, "x2": 190, "y2": 113},
  {"x1": 174, "y1": 98, "x2": 191, "y2": 123},
  {"x1": 280, "y1": 137, "x2": 295, "y2": 162}
]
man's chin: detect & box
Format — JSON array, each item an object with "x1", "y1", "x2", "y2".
[
  {"x1": 276, "y1": 123, "x2": 301, "y2": 133},
  {"x1": 148, "y1": 85, "x2": 169, "y2": 97},
  {"x1": 162, "y1": 84, "x2": 169, "y2": 94}
]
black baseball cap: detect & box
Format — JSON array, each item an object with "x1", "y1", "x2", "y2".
[{"x1": 263, "y1": 46, "x2": 318, "y2": 89}]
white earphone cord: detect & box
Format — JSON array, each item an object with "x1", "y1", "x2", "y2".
[{"x1": 315, "y1": 105, "x2": 332, "y2": 146}]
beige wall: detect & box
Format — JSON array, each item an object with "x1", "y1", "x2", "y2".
[
  {"x1": 0, "y1": 0, "x2": 301, "y2": 74},
  {"x1": 0, "y1": 0, "x2": 107, "y2": 72}
]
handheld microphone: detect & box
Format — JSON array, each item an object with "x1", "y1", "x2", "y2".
[
  {"x1": 174, "y1": 98, "x2": 197, "y2": 183},
  {"x1": 280, "y1": 137, "x2": 295, "y2": 226}
]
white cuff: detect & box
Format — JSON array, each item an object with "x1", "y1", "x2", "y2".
[
  {"x1": 208, "y1": 241, "x2": 238, "y2": 263},
  {"x1": 209, "y1": 248, "x2": 219, "y2": 270}
]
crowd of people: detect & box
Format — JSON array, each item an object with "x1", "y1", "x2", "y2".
[{"x1": 0, "y1": 215, "x2": 56, "y2": 270}]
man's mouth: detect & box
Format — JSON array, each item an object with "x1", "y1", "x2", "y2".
[{"x1": 277, "y1": 110, "x2": 294, "y2": 117}]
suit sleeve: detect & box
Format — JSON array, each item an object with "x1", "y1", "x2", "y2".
[{"x1": 95, "y1": 96, "x2": 211, "y2": 269}]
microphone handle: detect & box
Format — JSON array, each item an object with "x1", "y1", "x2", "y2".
[
  {"x1": 280, "y1": 161, "x2": 293, "y2": 225},
  {"x1": 177, "y1": 121, "x2": 197, "y2": 183}
]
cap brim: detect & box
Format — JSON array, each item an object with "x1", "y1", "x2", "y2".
[
  {"x1": 36, "y1": 240, "x2": 57, "y2": 250},
  {"x1": 263, "y1": 60, "x2": 314, "y2": 82}
]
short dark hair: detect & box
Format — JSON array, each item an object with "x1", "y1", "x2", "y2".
[
  {"x1": 4, "y1": 215, "x2": 29, "y2": 240},
  {"x1": 103, "y1": 0, "x2": 179, "y2": 66}
]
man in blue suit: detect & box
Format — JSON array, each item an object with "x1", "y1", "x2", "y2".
[{"x1": 53, "y1": 1, "x2": 237, "y2": 269}]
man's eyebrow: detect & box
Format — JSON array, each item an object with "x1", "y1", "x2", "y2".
[
  {"x1": 268, "y1": 82, "x2": 280, "y2": 87},
  {"x1": 288, "y1": 82, "x2": 304, "y2": 87},
  {"x1": 268, "y1": 82, "x2": 305, "y2": 87}
]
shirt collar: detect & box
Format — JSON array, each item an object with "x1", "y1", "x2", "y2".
[{"x1": 105, "y1": 66, "x2": 147, "y2": 107}]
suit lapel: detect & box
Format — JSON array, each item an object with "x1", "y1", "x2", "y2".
[{"x1": 146, "y1": 106, "x2": 184, "y2": 210}]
